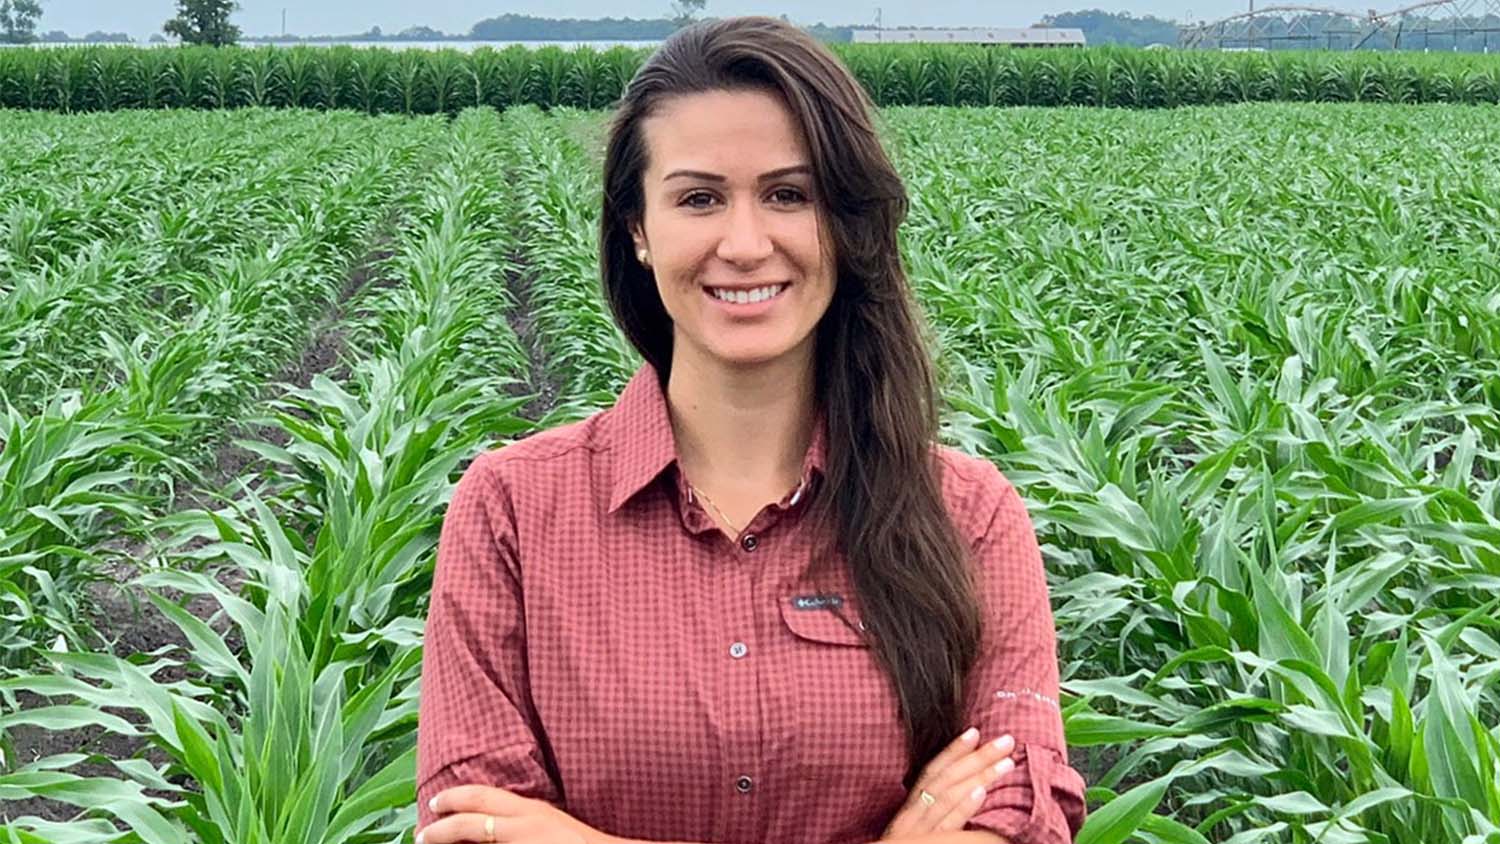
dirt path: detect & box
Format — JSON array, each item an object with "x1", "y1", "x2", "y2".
[{"x1": 500, "y1": 246, "x2": 564, "y2": 424}]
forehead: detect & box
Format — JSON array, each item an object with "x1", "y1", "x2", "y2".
[{"x1": 641, "y1": 88, "x2": 809, "y2": 176}]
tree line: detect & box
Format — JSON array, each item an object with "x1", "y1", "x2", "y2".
[
  {"x1": 1, "y1": 0, "x2": 237, "y2": 45},
  {"x1": 11, "y1": 2, "x2": 1494, "y2": 52}
]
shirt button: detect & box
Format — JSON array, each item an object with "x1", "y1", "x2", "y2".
[
  {"x1": 735, "y1": 775, "x2": 753, "y2": 793},
  {"x1": 729, "y1": 642, "x2": 748, "y2": 659},
  {"x1": 740, "y1": 534, "x2": 758, "y2": 551}
]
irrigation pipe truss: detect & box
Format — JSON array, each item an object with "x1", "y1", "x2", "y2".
[{"x1": 1179, "y1": 0, "x2": 1500, "y2": 50}]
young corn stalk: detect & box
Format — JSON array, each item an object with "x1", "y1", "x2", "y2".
[{"x1": 0, "y1": 108, "x2": 533, "y2": 844}]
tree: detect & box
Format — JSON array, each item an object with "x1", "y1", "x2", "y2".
[
  {"x1": 469, "y1": 13, "x2": 677, "y2": 41},
  {"x1": 0, "y1": 0, "x2": 44, "y2": 44},
  {"x1": 164, "y1": 0, "x2": 241, "y2": 47},
  {"x1": 1036, "y1": 9, "x2": 1178, "y2": 47},
  {"x1": 395, "y1": 25, "x2": 444, "y2": 39},
  {"x1": 669, "y1": 0, "x2": 706, "y2": 29}
]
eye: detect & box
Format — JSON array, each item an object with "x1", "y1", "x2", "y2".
[
  {"x1": 677, "y1": 188, "x2": 809, "y2": 210},
  {"x1": 771, "y1": 187, "x2": 808, "y2": 205}
]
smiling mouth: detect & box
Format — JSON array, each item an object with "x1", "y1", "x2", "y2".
[{"x1": 704, "y1": 283, "x2": 790, "y2": 305}]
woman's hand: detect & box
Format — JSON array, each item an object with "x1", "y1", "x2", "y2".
[
  {"x1": 880, "y1": 728, "x2": 1017, "y2": 841},
  {"x1": 418, "y1": 785, "x2": 619, "y2": 844}
]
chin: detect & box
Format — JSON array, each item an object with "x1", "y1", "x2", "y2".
[
  {"x1": 718, "y1": 353, "x2": 783, "y2": 368},
  {"x1": 712, "y1": 345, "x2": 793, "y2": 368}
]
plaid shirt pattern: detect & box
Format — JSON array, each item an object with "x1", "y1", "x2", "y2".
[{"x1": 416, "y1": 363, "x2": 1086, "y2": 843}]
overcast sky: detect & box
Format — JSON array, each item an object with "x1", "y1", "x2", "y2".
[{"x1": 38, "y1": 1, "x2": 1250, "y2": 40}]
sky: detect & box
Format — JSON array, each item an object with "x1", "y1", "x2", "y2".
[{"x1": 37, "y1": 1, "x2": 1253, "y2": 40}]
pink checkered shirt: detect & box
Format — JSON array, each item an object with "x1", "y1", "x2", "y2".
[{"x1": 416, "y1": 363, "x2": 1086, "y2": 843}]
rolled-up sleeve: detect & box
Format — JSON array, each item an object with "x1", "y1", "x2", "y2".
[
  {"x1": 960, "y1": 462, "x2": 1087, "y2": 844},
  {"x1": 416, "y1": 452, "x2": 562, "y2": 831}
]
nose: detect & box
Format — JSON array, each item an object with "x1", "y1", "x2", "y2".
[{"x1": 715, "y1": 195, "x2": 774, "y2": 267}]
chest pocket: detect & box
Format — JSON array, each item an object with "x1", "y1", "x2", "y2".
[
  {"x1": 777, "y1": 593, "x2": 910, "y2": 803},
  {"x1": 780, "y1": 593, "x2": 869, "y2": 644}
]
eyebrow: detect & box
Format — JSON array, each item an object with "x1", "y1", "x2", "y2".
[{"x1": 662, "y1": 165, "x2": 812, "y2": 183}]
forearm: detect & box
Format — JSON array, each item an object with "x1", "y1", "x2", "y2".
[
  {"x1": 871, "y1": 834, "x2": 1005, "y2": 844},
  {"x1": 609, "y1": 832, "x2": 1005, "y2": 844}
]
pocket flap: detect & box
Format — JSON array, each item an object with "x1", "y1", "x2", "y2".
[{"x1": 779, "y1": 594, "x2": 870, "y2": 647}]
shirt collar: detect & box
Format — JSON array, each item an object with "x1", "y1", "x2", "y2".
[{"x1": 605, "y1": 362, "x2": 828, "y2": 515}]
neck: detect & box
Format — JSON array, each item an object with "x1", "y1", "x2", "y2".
[{"x1": 665, "y1": 347, "x2": 816, "y2": 497}]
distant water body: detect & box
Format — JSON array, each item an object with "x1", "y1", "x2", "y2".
[{"x1": 12, "y1": 40, "x2": 664, "y2": 51}]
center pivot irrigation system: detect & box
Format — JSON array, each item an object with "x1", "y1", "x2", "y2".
[{"x1": 1180, "y1": 0, "x2": 1500, "y2": 50}]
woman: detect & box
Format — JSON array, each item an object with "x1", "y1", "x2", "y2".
[{"x1": 415, "y1": 15, "x2": 1086, "y2": 844}]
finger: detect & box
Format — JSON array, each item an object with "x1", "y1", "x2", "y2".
[
  {"x1": 886, "y1": 779, "x2": 948, "y2": 840},
  {"x1": 893, "y1": 731, "x2": 1014, "y2": 838},
  {"x1": 932, "y1": 782, "x2": 990, "y2": 831},
  {"x1": 417, "y1": 811, "x2": 519, "y2": 844},
  {"x1": 935, "y1": 755, "x2": 1019, "y2": 832},
  {"x1": 930, "y1": 785, "x2": 990, "y2": 833},
  {"x1": 912, "y1": 726, "x2": 980, "y2": 791},
  {"x1": 429, "y1": 785, "x2": 527, "y2": 817},
  {"x1": 899, "y1": 731, "x2": 1010, "y2": 835},
  {"x1": 883, "y1": 793, "x2": 929, "y2": 838},
  {"x1": 923, "y1": 733, "x2": 1015, "y2": 797},
  {"x1": 917, "y1": 780, "x2": 978, "y2": 830}
]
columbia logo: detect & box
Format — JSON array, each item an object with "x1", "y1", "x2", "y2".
[{"x1": 791, "y1": 594, "x2": 844, "y2": 610}]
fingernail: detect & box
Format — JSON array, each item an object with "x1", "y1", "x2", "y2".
[
  {"x1": 415, "y1": 833, "x2": 424, "y2": 844},
  {"x1": 961, "y1": 726, "x2": 979, "y2": 743},
  {"x1": 994, "y1": 758, "x2": 1015, "y2": 776},
  {"x1": 991, "y1": 734, "x2": 1013, "y2": 751},
  {"x1": 428, "y1": 796, "x2": 438, "y2": 812},
  {"x1": 970, "y1": 784, "x2": 986, "y2": 801}
]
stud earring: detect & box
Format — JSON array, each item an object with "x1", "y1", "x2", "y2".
[{"x1": 637, "y1": 248, "x2": 650, "y2": 265}]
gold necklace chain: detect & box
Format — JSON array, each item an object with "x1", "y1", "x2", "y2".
[{"x1": 689, "y1": 483, "x2": 742, "y2": 535}]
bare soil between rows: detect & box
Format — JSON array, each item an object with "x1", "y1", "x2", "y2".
[{"x1": 500, "y1": 247, "x2": 563, "y2": 423}]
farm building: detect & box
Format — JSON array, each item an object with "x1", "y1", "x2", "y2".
[{"x1": 851, "y1": 26, "x2": 1086, "y2": 46}]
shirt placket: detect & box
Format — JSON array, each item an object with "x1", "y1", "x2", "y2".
[
  {"x1": 726, "y1": 494, "x2": 798, "y2": 839},
  {"x1": 694, "y1": 477, "x2": 808, "y2": 843}
]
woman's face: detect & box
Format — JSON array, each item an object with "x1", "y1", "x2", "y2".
[{"x1": 630, "y1": 87, "x2": 836, "y2": 372}]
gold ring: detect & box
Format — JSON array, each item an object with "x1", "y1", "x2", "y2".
[
  {"x1": 484, "y1": 814, "x2": 496, "y2": 841},
  {"x1": 919, "y1": 789, "x2": 936, "y2": 807}
]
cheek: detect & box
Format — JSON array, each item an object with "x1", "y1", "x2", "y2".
[
  {"x1": 653, "y1": 273, "x2": 698, "y2": 322},
  {"x1": 654, "y1": 277, "x2": 683, "y2": 312},
  {"x1": 807, "y1": 226, "x2": 836, "y2": 284}
]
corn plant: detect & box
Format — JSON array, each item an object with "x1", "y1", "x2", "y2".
[
  {"x1": 5, "y1": 45, "x2": 1500, "y2": 114},
  {"x1": 4, "y1": 95, "x2": 1499, "y2": 844},
  {"x1": 0, "y1": 110, "x2": 448, "y2": 672},
  {"x1": 885, "y1": 103, "x2": 1500, "y2": 840},
  {"x1": 0, "y1": 110, "x2": 440, "y2": 412},
  {"x1": 499, "y1": 105, "x2": 639, "y2": 413},
  {"x1": 0, "y1": 108, "x2": 533, "y2": 842},
  {"x1": 0, "y1": 391, "x2": 190, "y2": 671}
]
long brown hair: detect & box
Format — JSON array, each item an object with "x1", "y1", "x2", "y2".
[{"x1": 598, "y1": 15, "x2": 982, "y2": 789}]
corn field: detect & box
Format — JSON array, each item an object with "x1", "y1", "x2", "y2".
[
  {"x1": 2, "y1": 98, "x2": 1499, "y2": 844},
  {"x1": 2, "y1": 44, "x2": 1500, "y2": 113}
]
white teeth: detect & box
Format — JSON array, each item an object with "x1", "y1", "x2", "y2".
[{"x1": 711, "y1": 284, "x2": 785, "y2": 304}]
